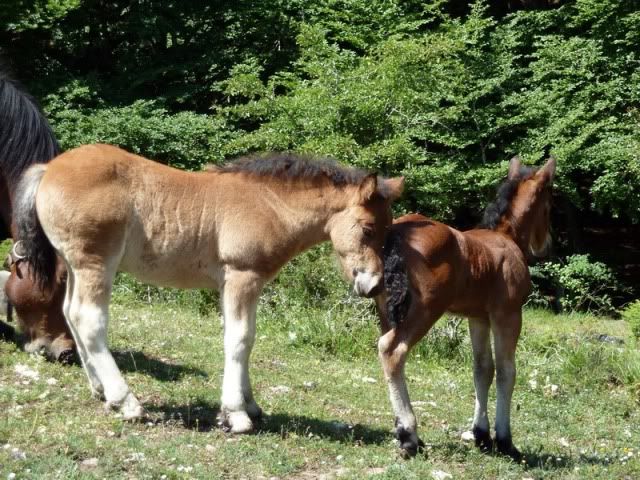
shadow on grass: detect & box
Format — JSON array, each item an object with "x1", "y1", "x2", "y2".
[
  {"x1": 146, "y1": 399, "x2": 221, "y2": 432},
  {"x1": 113, "y1": 349, "x2": 208, "y2": 382},
  {"x1": 425, "y1": 441, "x2": 612, "y2": 471},
  {"x1": 145, "y1": 400, "x2": 391, "y2": 445},
  {"x1": 259, "y1": 411, "x2": 390, "y2": 446}
]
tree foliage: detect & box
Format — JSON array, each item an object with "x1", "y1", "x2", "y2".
[{"x1": 2, "y1": 0, "x2": 639, "y2": 295}]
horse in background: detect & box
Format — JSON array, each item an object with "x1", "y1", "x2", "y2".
[
  {"x1": 377, "y1": 157, "x2": 555, "y2": 459},
  {"x1": 0, "y1": 67, "x2": 75, "y2": 362},
  {"x1": 15, "y1": 144, "x2": 404, "y2": 433}
]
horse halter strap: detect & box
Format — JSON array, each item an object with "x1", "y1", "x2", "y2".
[{"x1": 7, "y1": 240, "x2": 27, "y2": 267}]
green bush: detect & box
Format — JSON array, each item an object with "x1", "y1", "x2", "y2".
[
  {"x1": 621, "y1": 300, "x2": 640, "y2": 340},
  {"x1": 529, "y1": 255, "x2": 624, "y2": 316},
  {"x1": 112, "y1": 273, "x2": 220, "y2": 317}
]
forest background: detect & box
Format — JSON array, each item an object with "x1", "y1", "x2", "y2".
[{"x1": 1, "y1": 0, "x2": 639, "y2": 316}]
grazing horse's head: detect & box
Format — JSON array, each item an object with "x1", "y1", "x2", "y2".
[
  {"x1": 507, "y1": 156, "x2": 556, "y2": 257},
  {"x1": 328, "y1": 174, "x2": 404, "y2": 297}
]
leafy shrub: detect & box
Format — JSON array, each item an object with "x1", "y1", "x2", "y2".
[
  {"x1": 529, "y1": 255, "x2": 623, "y2": 316},
  {"x1": 45, "y1": 86, "x2": 236, "y2": 170},
  {"x1": 621, "y1": 300, "x2": 640, "y2": 340},
  {"x1": 113, "y1": 273, "x2": 220, "y2": 317},
  {"x1": 412, "y1": 316, "x2": 470, "y2": 363}
]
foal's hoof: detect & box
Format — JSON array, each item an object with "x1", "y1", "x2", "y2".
[
  {"x1": 218, "y1": 410, "x2": 254, "y2": 434},
  {"x1": 472, "y1": 427, "x2": 494, "y2": 453},
  {"x1": 398, "y1": 437, "x2": 425, "y2": 459},
  {"x1": 0, "y1": 322, "x2": 15, "y2": 341},
  {"x1": 247, "y1": 404, "x2": 263, "y2": 421},
  {"x1": 106, "y1": 392, "x2": 146, "y2": 421},
  {"x1": 496, "y1": 437, "x2": 522, "y2": 461},
  {"x1": 56, "y1": 349, "x2": 77, "y2": 365},
  {"x1": 394, "y1": 424, "x2": 424, "y2": 458}
]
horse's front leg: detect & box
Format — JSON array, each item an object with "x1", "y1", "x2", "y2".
[
  {"x1": 219, "y1": 269, "x2": 264, "y2": 433},
  {"x1": 378, "y1": 327, "x2": 422, "y2": 457}
]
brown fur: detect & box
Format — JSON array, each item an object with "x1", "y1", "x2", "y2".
[
  {"x1": 17, "y1": 144, "x2": 404, "y2": 429},
  {"x1": 4, "y1": 259, "x2": 74, "y2": 362},
  {"x1": 376, "y1": 157, "x2": 555, "y2": 458}
]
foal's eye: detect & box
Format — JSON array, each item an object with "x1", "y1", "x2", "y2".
[{"x1": 362, "y1": 224, "x2": 375, "y2": 238}]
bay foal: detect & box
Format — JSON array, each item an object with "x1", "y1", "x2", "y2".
[
  {"x1": 377, "y1": 157, "x2": 555, "y2": 458},
  {"x1": 15, "y1": 144, "x2": 403, "y2": 433}
]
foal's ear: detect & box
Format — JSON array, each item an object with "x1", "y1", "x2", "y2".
[
  {"x1": 379, "y1": 176, "x2": 405, "y2": 201},
  {"x1": 538, "y1": 157, "x2": 556, "y2": 183},
  {"x1": 508, "y1": 156, "x2": 523, "y2": 180},
  {"x1": 358, "y1": 174, "x2": 378, "y2": 203}
]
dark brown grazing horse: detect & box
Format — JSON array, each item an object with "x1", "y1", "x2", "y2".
[
  {"x1": 376, "y1": 157, "x2": 555, "y2": 459},
  {"x1": 0, "y1": 67, "x2": 75, "y2": 361}
]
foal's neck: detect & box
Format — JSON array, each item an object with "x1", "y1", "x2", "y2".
[
  {"x1": 495, "y1": 201, "x2": 537, "y2": 254},
  {"x1": 262, "y1": 180, "x2": 349, "y2": 247}
]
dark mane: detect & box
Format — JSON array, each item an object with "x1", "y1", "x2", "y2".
[
  {"x1": 480, "y1": 165, "x2": 537, "y2": 230},
  {"x1": 0, "y1": 66, "x2": 60, "y2": 191},
  {"x1": 212, "y1": 152, "x2": 369, "y2": 186}
]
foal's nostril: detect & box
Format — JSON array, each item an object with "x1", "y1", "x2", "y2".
[{"x1": 352, "y1": 268, "x2": 358, "y2": 278}]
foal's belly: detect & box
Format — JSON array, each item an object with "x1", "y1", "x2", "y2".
[{"x1": 119, "y1": 244, "x2": 223, "y2": 290}]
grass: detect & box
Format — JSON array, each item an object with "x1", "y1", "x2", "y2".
[{"x1": 1, "y1": 296, "x2": 639, "y2": 479}]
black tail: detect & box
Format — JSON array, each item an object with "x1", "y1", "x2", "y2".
[
  {"x1": 14, "y1": 164, "x2": 57, "y2": 288},
  {"x1": 0, "y1": 64, "x2": 60, "y2": 245},
  {"x1": 383, "y1": 229, "x2": 411, "y2": 328},
  {"x1": 0, "y1": 67, "x2": 60, "y2": 188}
]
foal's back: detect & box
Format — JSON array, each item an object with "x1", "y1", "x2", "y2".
[
  {"x1": 36, "y1": 144, "x2": 223, "y2": 288},
  {"x1": 392, "y1": 213, "x2": 530, "y2": 318}
]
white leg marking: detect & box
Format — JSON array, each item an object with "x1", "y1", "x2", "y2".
[
  {"x1": 68, "y1": 267, "x2": 143, "y2": 420},
  {"x1": 220, "y1": 270, "x2": 262, "y2": 433},
  {"x1": 378, "y1": 332, "x2": 420, "y2": 452},
  {"x1": 63, "y1": 269, "x2": 104, "y2": 398},
  {"x1": 491, "y1": 312, "x2": 521, "y2": 446},
  {"x1": 469, "y1": 319, "x2": 494, "y2": 435}
]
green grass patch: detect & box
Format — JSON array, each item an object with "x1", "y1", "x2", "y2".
[{"x1": 1, "y1": 298, "x2": 639, "y2": 479}]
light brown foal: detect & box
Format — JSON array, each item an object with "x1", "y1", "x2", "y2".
[
  {"x1": 15, "y1": 144, "x2": 403, "y2": 433},
  {"x1": 377, "y1": 157, "x2": 555, "y2": 458}
]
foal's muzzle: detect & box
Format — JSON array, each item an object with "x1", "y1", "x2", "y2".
[{"x1": 353, "y1": 271, "x2": 383, "y2": 298}]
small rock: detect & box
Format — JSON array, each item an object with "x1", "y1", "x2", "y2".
[
  {"x1": 593, "y1": 334, "x2": 624, "y2": 345},
  {"x1": 269, "y1": 385, "x2": 290, "y2": 394},
  {"x1": 303, "y1": 381, "x2": 317, "y2": 389},
  {"x1": 367, "y1": 467, "x2": 386, "y2": 475},
  {"x1": 559, "y1": 437, "x2": 570, "y2": 447},
  {"x1": 461, "y1": 430, "x2": 475, "y2": 442},
  {"x1": 431, "y1": 469, "x2": 453, "y2": 480},
  {"x1": 14, "y1": 364, "x2": 39, "y2": 381},
  {"x1": 362, "y1": 377, "x2": 377, "y2": 384},
  {"x1": 80, "y1": 458, "x2": 99, "y2": 470},
  {"x1": 10, "y1": 447, "x2": 26, "y2": 461}
]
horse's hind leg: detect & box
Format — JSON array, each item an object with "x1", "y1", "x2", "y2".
[
  {"x1": 468, "y1": 317, "x2": 494, "y2": 452},
  {"x1": 491, "y1": 310, "x2": 522, "y2": 459},
  {"x1": 219, "y1": 269, "x2": 264, "y2": 433},
  {"x1": 63, "y1": 268, "x2": 104, "y2": 397},
  {"x1": 67, "y1": 265, "x2": 143, "y2": 420}
]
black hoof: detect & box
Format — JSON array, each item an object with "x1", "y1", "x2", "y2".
[
  {"x1": 473, "y1": 427, "x2": 494, "y2": 453},
  {"x1": 394, "y1": 422, "x2": 423, "y2": 458},
  {"x1": 0, "y1": 321, "x2": 14, "y2": 341},
  {"x1": 57, "y1": 349, "x2": 78, "y2": 365},
  {"x1": 248, "y1": 406, "x2": 263, "y2": 421},
  {"x1": 496, "y1": 436, "x2": 522, "y2": 461}
]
